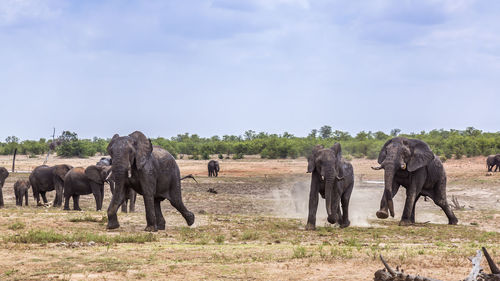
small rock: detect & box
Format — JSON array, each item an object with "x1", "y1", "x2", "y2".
[
  {"x1": 486, "y1": 172, "x2": 493, "y2": 176},
  {"x1": 88, "y1": 241, "x2": 96, "y2": 246}
]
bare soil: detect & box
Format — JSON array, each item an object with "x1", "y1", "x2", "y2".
[{"x1": 0, "y1": 155, "x2": 499, "y2": 280}]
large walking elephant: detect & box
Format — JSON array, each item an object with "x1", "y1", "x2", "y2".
[
  {"x1": 371, "y1": 137, "x2": 458, "y2": 226},
  {"x1": 106, "y1": 131, "x2": 195, "y2": 231},
  {"x1": 0, "y1": 167, "x2": 10, "y2": 208},
  {"x1": 207, "y1": 160, "x2": 220, "y2": 177},
  {"x1": 486, "y1": 154, "x2": 500, "y2": 172},
  {"x1": 63, "y1": 165, "x2": 111, "y2": 211},
  {"x1": 29, "y1": 164, "x2": 72, "y2": 206},
  {"x1": 306, "y1": 143, "x2": 354, "y2": 230},
  {"x1": 97, "y1": 157, "x2": 136, "y2": 213}
]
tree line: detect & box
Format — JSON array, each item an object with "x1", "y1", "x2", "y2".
[{"x1": 0, "y1": 126, "x2": 498, "y2": 161}]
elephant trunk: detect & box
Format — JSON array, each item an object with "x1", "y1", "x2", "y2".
[
  {"x1": 376, "y1": 163, "x2": 395, "y2": 219},
  {"x1": 106, "y1": 168, "x2": 127, "y2": 229},
  {"x1": 325, "y1": 169, "x2": 340, "y2": 224}
]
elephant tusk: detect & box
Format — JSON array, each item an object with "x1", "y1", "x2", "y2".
[
  {"x1": 321, "y1": 175, "x2": 325, "y2": 181},
  {"x1": 336, "y1": 176, "x2": 344, "y2": 181},
  {"x1": 401, "y1": 163, "x2": 407, "y2": 170},
  {"x1": 371, "y1": 166, "x2": 383, "y2": 170},
  {"x1": 105, "y1": 171, "x2": 113, "y2": 181},
  {"x1": 128, "y1": 169, "x2": 132, "y2": 178}
]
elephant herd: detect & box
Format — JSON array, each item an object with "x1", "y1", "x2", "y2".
[{"x1": 0, "y1": 131, "x2": 496, "y2": 232}]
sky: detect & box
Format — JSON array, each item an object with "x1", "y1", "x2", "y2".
[{"x1": 1, "y1": 0, "x2": 499, "y2": 140}]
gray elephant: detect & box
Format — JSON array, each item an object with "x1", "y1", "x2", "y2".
[
  {"x1": 208, "y1": 160, "x2": 220, "y2": 177},
  {"x1": 63, "y1": 165, "x2": 111, "y2": 211},
  {"x1": 306, "y1": 143, "x2": 354, "y2": 230},
  {"x1": 486, "y1": 154, "x2": 500, "y2": 172},
  {"x1": 372, "y1": 137, "x2": 458, "y2": 226},
  {"x1": 14, "y1": 180, "x2": 30, "y2": 206},
  {"x1": 29, "y1": 164, "x2": 73, "y2": 207},
  {"x1": 106, "y1": 131, "x2": 194, "y2": 231},
  {"x1": 97, "y1": 157, "x2": 136, "y2": 213},
  {"x1": 0, "y1": 167, "x2": 9, "y2": 208}
]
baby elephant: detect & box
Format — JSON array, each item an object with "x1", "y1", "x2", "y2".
[
  {"x1": 64, "y1": 165, "x2": 110, "y2": 211},
  {"x1": 14, "y1": 180, "x2": 30, "y2": 206}
]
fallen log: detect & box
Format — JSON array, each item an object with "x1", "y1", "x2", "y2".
[{"x1": 374, "y1": 248, "x2": 500, "y2": 281}]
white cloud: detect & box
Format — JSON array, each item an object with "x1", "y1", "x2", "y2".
[{"x1": 0, "y1": 0, "x2": 60, "y2": 26}]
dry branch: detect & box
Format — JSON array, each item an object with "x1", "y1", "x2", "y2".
[
  {"x1": 374, "y1": 248, "x2": 500, "y2": 281},
  {"x1": 451, "y1": 195, "x2": 464, "y2": 210}
]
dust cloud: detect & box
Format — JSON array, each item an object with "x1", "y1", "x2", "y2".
[{"x1": 270, "y1": 179, "x2": 449, "y2": 227}]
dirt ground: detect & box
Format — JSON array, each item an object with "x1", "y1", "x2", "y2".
[{"x1": 0, "y1": 155, "x2": 499, "y2": 280}]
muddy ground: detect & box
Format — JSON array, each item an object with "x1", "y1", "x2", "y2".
[{"x1": 0, "y1": 155, "x2": 499, "y2": 280}]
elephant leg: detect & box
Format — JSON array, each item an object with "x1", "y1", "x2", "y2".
[
  {"x1": 107, "y1": 183, "x2": 126, "y2": 230},
  {"x1": 410, "y1": 194, "x2": 421, "y2": 224},
  {"x1": 306, "y1": 174, "x2": 320, "y2": 230},
  {"x1": 53, "y1": 184, "x2": 63, "y2": 207},
  {"x1": 41, "y1": 192, "x2": 48, "y2": 204},
  {"x1": 340, "y1": 184, "x2": 353, "y2": 228},
  {"x1": 99, "y1": 185, "x2": 104, "y2": 210},
  {"x1": 0, "y1": 188, "x2": 4, "y2": 208},
  {"x1": 73, "y1": 195, "x2": 81, "y2": 211},
  {"x1": 129, "y1": 191, "x2": 136, "y2": 213},
  {"x1": 400, "y1": 172, "x2": 425, "y2": 226},
  {"x1": 64, "y1": 194, "x2": 71, "y2": 210},
  {"x1": 15, "y1": 194, "x2": 20, "y2": 206},
  {"x1": 432, "y1": 187, "x2": 458, "y2": 225},
  {"x1": 155, "y1": 199, "x2": 166, "y2": 230},
  {"x1": 377, "y1": 181, "x2": 400, "y2": 219},
  {"x1": 143, "y1": 195, "x2": 157, "y2": 231},
  {"x1": 25, "y1": 192, "x2": 29, "y2": 206},
  {"x1": 168, "y1": 182, "x2": 194, "y2": 226}
]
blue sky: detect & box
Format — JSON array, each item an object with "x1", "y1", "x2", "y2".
[{"x1": 1, "y1": 0, "x2": 499, "y2": 140}]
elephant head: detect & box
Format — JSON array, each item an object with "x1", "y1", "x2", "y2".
[
  {"x1": 307, "y1": 143, "x2": 344, "y2": 224},
  {"x1": 53, "y1": 164, "x2": 73, "y2": 182},
  {"x1": 372, "y1": 137, "x2": 434, "y2": 219},
  {"x1": 85, "y1": 165, "x2": 111, "y2": 184}
]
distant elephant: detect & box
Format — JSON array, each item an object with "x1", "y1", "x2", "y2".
[
  {"x1": 372, "y1": 137, "x2": 458, "y2": 226},
  {"x1": 0, "y1": 167, "x2": 9, "y2": 208},
  {"x1": 96, "y1": 157, "x2": 136, "y2": 213},
  {"x1": 14, "y1": 180, "x2": 30, "y2": 206},
  {"x1": 63, "y1": 165, "x2": 111, "y2": 211},
  {"x1": 208, "y1": 160, "x2": 220, "y2": 177},
  {"x1": 29, "y1": 164, "x2": 73, "y2": 206},
  {"x1": 306, "y1": 143, "x2": 354, "y2": 230},
  {"x1": 486, "y1": 154, "x2": 500, "y2": 172},
  {"x1": 106, "y1": 131, "x2": 195, "y2": 231}
]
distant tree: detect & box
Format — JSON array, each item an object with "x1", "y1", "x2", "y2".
[
  {"x1": 5, "y1": 136, "x2": 19, "y2": 143},
  {"x1": 308, "y1": 129, "x2": 318, "y2": 138},
  {"x1": 390, "y1": 128, "x2": 401, "y2": 137},
  {"x1": 282, "y1": 132, "x2": 294, "y2": 138},
  {"x1": 244, "y1": 130, "x2": 256, "y2": 140},
  {"x1": 332, "y1": 130, "x2": 351, "y2": 141},
  {"x1": 319, "y1": 125, "x2": 332, "y2": 139},
  {"x1": 373, "y1": 131, "x2": 389, "y2": 140}
]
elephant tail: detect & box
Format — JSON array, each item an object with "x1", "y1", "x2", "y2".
[{"x1": 180, "y1": 174, "x2": 198, "y2": 183}]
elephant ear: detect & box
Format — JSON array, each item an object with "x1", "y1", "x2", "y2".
[
  {"x1": 53, "y1": 165, "x2": 72, "y2": 181},
  {"x1": 129, "y1": 131, "x2": 153, "y2": 170},
  {"x1": 331, "y1": 143, "x2": 342, "y2": 158},
  {"x1": 407, "y1": 139, "x2": 434, "y2": 172},
  {"x1": 85, "y1": 165, "x2": 106, "y2": 184},
  {"x1": 107, "y1": 134, "x2": 120, "y2": 156},
  {"x1": 331, "y1": 143, "x2": 344, "y2": 178},
  {"x1": 377, "y1": 139, "x2": 393, "y2": 164},
  {"x1": 307, "y1": 145, "x2": 324, "y2": 173}
]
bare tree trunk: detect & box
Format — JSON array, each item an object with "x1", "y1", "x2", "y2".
[
  {"x1": 43, "y1": 128, "x2": 56, "y2": 165},
  {"x1": 12, "y1": 148, "x2": 17, "y2": 172}
]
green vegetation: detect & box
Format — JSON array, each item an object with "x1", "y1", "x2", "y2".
[
  {"x1": 5, "y1": 229, "x2": 157, "y2": 244},
  {"x1": 1, "y1": 126, "x2": 499, "y2": 159},
  {"x1": 8, "y1": 221, "x2": 25, "y2": 230}
]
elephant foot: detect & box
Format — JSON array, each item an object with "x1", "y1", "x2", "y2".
[
  {"x1": 184, "y1": 212, "x2": 195, "y2": 226},
  {"x1": 63, "y1": 207, "x2": 70, "y2": 211},
  {"x1": 107, "y1": 220, "x2": 120, "y2": 230},
  {"x1": 376, "y1": 210, "x2": 389, "y2": 219},
  {"x1": 448, "y1": 218, "x2": 458, "y2": 225},
  {"x1": 74, "y1": 208, "x2": 82, "y2": 211},
  {"x1": 340, "y1": 220, "x2": 350, "y2": 228},
  {"x1": 157, "y1": 223, "x2": 166, "y2": 231},
  {"x1": 305, "y1": 223, "x2": 316, "y2": 231},
  {"x1": 327, "y1": 216, "x2": 336, "y2": 225},
  {"x1": 144, "y1": 225, "x2": 158, "y2": 232},
  {"x1": 398, "y1": 219, "x2": 413, "y2": 226},
  {"x1": 37, "y1": 202, "x2": 44, "y2": 207}
]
